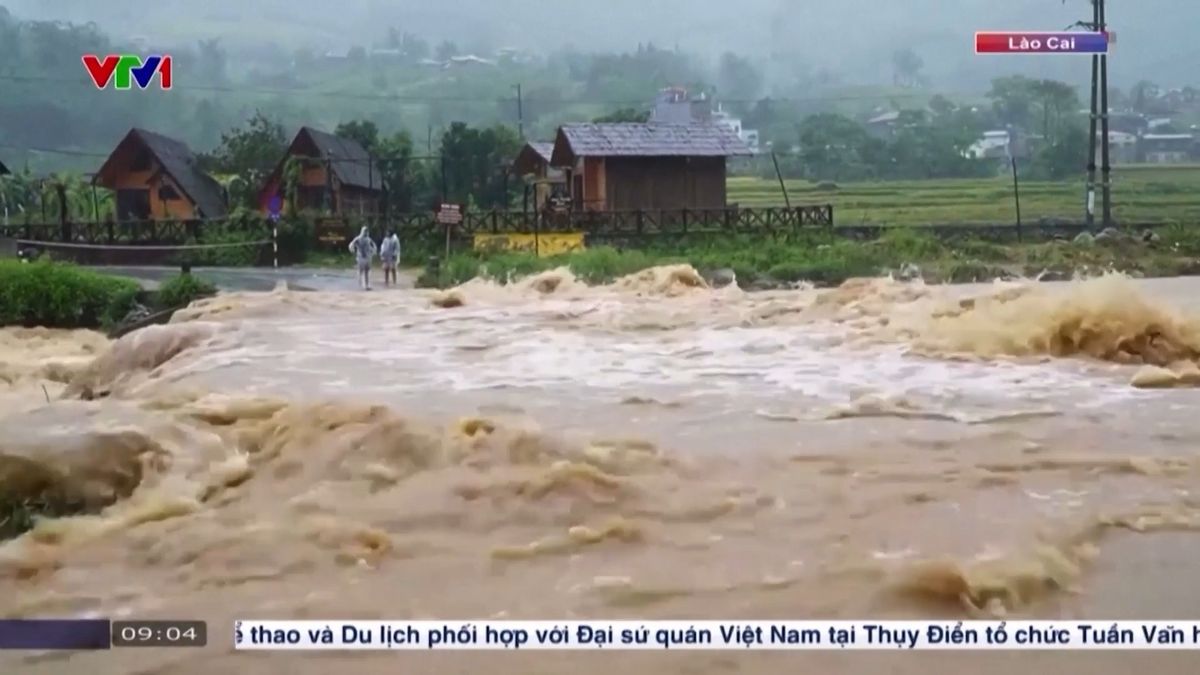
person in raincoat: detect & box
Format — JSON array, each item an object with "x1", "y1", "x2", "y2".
[
  {"x1": 348, "y1": 226, "x2": 378, "y2": 290},
  {"x1": 379, "y1": 229, "x2": 401, "y2": 287}
]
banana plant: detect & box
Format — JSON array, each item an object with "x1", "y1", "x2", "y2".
[
  {"x1": 38, "y1": 172, "x2": 114, "y2": 221},
  {"x1": 0, "y1": 169, "x2": 40, "y2": 225}
]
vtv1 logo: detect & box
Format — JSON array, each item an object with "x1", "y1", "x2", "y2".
[{"x1": 82, "y1": 54, "x2": 173, "y2": 90}]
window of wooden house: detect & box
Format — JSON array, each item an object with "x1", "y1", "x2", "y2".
[
  {"x1": 298, "y1": 185, "x2": 326, "y2": 210},
  {"x1": 158, "y1": 185, "x2": 180, "y2": 201},
  {"x1": 116, "y1": 189, "x2": 151, "y2": 220}
]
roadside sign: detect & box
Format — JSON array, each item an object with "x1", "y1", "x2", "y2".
[
  {"x1": 267, "y1": 195, "x2": 282, "y2": 220},
  {"x1": 436, "y1": 203, "x2": 463, "y2": 225},
  {"x1": 316, "y1": 218, "x2": 348, "y2": 245}
]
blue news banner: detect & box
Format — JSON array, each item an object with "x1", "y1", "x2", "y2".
[{"x1": 0, "y1": 620, "x2": 111, "y2": 650}]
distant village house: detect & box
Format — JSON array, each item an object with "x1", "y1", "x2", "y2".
[
  {"x1": 1139, "y1": 133, "x2": 1195, "y2": 164},
  {"x1": 511, "y1": 141, "x2": 566, "y2": 212},
  {"x1": 549, "y1": 122, "x2": 752, "y2": 211},
  {"x1": 649, "y1": 87, "x2": 759, "y2": 153},
  {"x1": 93, "y1": 128, "x2": 227, "y2": 221},
  {"x1": 258, "y1": 126, "x2": 383, "y2": 216},
  {"x1": 1105, "y1": 131, "x2": 1139, "y2": 164},
  {"x1": 865, "y1": 111, "x2": 902, "y2": 140}
]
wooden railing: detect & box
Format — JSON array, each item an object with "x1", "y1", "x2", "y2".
[{"x1": 2, "y1": 206, "x2": 833, "y2": 244}]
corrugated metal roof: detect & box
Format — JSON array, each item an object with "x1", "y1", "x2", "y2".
[
  {"x1": 513, "y1": 142, "x2": 556, "y2": 175},
  {"x1": 868, "y1": 111, "x2": 901, "y2": 125},
  {"x1": 529, "y1": 142, "x2": 554, "y2": 162},
  {"x1": 300, "y1": 127, "x2": 382, "y2": 191},
  {"x1": 553, "y1": 123, "x2": 751, "y2": 163}
]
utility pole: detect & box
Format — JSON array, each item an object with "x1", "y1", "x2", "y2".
[
  {"x1": 1084, "y1": 0, "x2": 1099, "y2": 230},
  {"x1": 1078, "y1": 0, "x2": 1111, "y2": 230},
  {"x1": 514, "y1": 84, "x2": 525, "y2": 140},
  {"x1": 1097, "y1": 0, "x2": 1112, "y2": 228}
]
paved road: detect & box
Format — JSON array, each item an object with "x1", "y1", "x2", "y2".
[{"x1": 92, "y1": 266, "x2": 420, "y2": 292}]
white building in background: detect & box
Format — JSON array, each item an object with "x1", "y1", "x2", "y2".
[
  {"x1": 966, "y1": 130, "x2": 1012, "y2": 160},
  {"x1": 711, "y1": 103, "x2": 760, "y2": 154},
  {"x1": 649, "y1": 88, "x2": 759, "y2": 153}
]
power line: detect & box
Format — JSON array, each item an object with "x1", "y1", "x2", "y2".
[
  {"x1": 0, "y1": 144, "x2": 109, "y2": 158},
  {"x1": 0, "y1": 144, "x2": 457, "y2": 162},
  {"x1": 0, "y1": 72, "x2": 960, "y2": 106}
]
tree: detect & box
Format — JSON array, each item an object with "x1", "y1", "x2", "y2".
[
  {"x1": 1031, "y1": 125, "x2": 1087, "y2": 180},
  {"x1": 334, "y1": 121, "x2": 428, "y2": 213},
  {"x1": 385, "y1": 27, "x2": 401, "y2": 49},
  {"x1": 196, "y1": 38, "x2": 228, "y2": 85},
  {"x1": 439, "y1": 122, "x2": 522, "y2": 208},
  {"x1": 401, "y1": 33, "x2": 430, "y2": 62},
  {"x1": 435, "y1": 41, "x2": 458, "y2": 61},
  {"x1": 593, "y1": 108, "x2": 649, "y2": 123},
  {"x1": 742, "y1": 98, "x2": 799, "y2": 150},
  {"x1": 0, "y1": 169, "x2": 40, "y2": 223},
  {"x1": 885, "y1": 110, "x2": 990, "y2": 179},
  {"x1": 716, "y1": 52, "x2": 763, "y2": 103},
  {"x1": 796, "y1": 113, "x2": 884, "y2": 182},
  {"x1": 334, "y1": 120, "x2": 381, "y2": 152},
  {"x1": 198, "y1": 111, "x2": 287, "y2": 207},
  {"x1": 1131, "y1": 80, "x2": 1160, "y2": 113},
  {"x1": 376, "y1": 130, "x2": 431, "y2": 213},
  {"x1": 1032, "y1": 80, "x2": 1079, "y2": 143},
  {"x1": 891, "y1": 48, "x2": 925, "y2": 88},
  {"x1": 987, "y1": 76, "x2": 1038, "y2": 130}
]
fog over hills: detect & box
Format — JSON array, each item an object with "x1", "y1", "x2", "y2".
[{"x1": 7, "y1": 0, "x2": 1196, "y2": 89}]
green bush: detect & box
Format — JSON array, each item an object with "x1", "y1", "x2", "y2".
[
  {"x1": 567, "y1": 246, "x2": 671, "y2": 284},
  {"x1": 0, "y1": 260, "x2": 139, "y2": 329},
  {"x1": 274, "y1": 214, "x2": 314, "y2": 263},
  {"x1": 943, "y1": 261, "x2": 1004, "y2": 283},
  {"x1": 876, "y1": 227, "x2": 944, "y2": 259},
  {"x1": 175, "y1": 217, "x2": 266, "y2": 267},
  {"x1": 480, "y1": 252, "x2": 552, "y2": 282},
  {"x1": 157, "y1": 273, "x2": 217, "y2": 309},
  {"x1": 1160, "y1": 223, "x2": 1200, "y2": 256}
]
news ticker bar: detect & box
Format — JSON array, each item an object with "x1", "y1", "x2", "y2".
[
  {"x1": 234, "y1": 620, "x2": 1200, "y2": 651},
  {"x1": 0, "y1": 620, "x2": 111, "y2": 650},
  {"x1": 0, "y1": 620, "x2": 207, "y2": 649},
  {"x1": 10, "y1": 619, "x2": 1200, "y2": 651},
  {"x1": 976, "y1": 31, "x2": 1109, "y2": 54}
]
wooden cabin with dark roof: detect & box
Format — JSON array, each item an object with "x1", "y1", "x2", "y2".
[
  {"x1": 93, "y1": 128, "x2": 227, "y2": 221},
  {"x1": 549, "y1": 123, "x2": 752, "y2": 212},
  {"x1": 258, "y1": 126, "x2": 383, "y2": 216},
  {"x1": 511, "y1": 141, "x2": 566, "y2": 212}
]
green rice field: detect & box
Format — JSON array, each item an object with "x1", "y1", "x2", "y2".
[{"x1": 727, "y1": 165, "x2": 1200, "y2": 227}]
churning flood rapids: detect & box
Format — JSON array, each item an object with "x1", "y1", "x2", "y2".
[{"x1": 4, "y1": 266, "x2": 1200, "y2": 674}]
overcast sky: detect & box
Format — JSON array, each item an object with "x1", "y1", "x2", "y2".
[{"x1": 6, "y1": 0, "x2": 1195, "y2": 89}]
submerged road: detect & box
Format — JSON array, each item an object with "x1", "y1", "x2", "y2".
[{"x1": 91, "y1": 265, "x2": 420, "y2": 292}]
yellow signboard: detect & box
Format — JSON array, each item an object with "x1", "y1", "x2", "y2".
[{"x1": 473, "y1": 233, "x2": 585, "y2": 257}]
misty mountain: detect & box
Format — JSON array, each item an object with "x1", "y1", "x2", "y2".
[{"x1": 6, "y1": 0, "x2": 1197, "y2": 90}]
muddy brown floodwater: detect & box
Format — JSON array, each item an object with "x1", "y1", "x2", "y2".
[{"x1": 4, "y1": 266, "x2": 1200, "y2": 674}]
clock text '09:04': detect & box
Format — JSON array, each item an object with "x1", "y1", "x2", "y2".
[{"x1": 111, "y1": 620, "x2": 208, "y2": 647}]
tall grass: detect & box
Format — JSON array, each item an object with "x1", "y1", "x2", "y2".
[{"x1": 419, "y1": 227, "x2": 1199, "y2": 290}]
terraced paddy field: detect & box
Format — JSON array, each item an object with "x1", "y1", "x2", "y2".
[{"x1": 727, "y1": 165, "x2": 1200, "y2": 227}]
